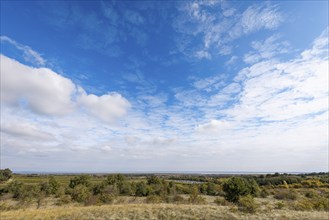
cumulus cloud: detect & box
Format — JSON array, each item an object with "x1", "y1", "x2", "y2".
[
  {"x1": 1, "y1": 55, "x2": 76, "y2": 116},
  {"x1": 1, "y1": 55, "x2": 131, "y2": 122},
  {"x1": 79, "y1": 92, "x2": 131, "y2": 124}
]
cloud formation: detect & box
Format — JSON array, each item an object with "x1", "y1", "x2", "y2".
[
  {"x1": 1, "y1": 36, "x2": 46, "y2": 66},
  {"x1": 174, "y1": 2, "x2": 283, "y2": 59},
  {"x1": 1, "y1": 55, "x2": 131, "y2": 121}
]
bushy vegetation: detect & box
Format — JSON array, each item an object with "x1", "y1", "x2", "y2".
[
  {"x1": 0, "y1": 168, "x2": 12, "y2": 182},
  {"x1": 0, "y1": 170, "x2": 328, "y2": 218},
  {"x1": 238, "y1": 195, "x2": 258, "y2": 213},
  {"x1": 222, "y1": 177, "x2": 259, "y2": 202}
]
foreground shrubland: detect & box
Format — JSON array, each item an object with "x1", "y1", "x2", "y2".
[{"x1": 0, "y1": 170, "x2": 328, "y2": 219}]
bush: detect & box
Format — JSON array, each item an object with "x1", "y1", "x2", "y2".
[
  {"x1": 223, "y1": 177, "x2": 259, "y2": 203},
  {"x1": 238, "y1": 196, "x2": 258, "y2": 213},
  {"x1": 260, "y1": 189, "x2": 269, "y2": 198},
  {"x1": 135, "y1": 182, "x2": 148, "y2": 196},
  {"x1": 188, "y1": 186, "x2": 205, "y2": 204},
  {"x1": 69, "y1": 175, "x2": 91, "y2": 188},
  {"x1": 0, "y1": 169, "x2": 12, "y2": 182},
  {"x1": 6, "y1": 181, "x2": 40, "y2": 201},
  {"x1": 99, "y1": 194, "x2": 115, "y2": 204},
  {"x1": 40, "y1": 176, "x2": 61, "y2": 195},
  {"x1": 274, "y1": 190, "x2": 298, "y2": 200},
  {"x1": 71, "y1": 185, "x2": 91, "y2": 203},
  {"x1": 293, "y1": 199, "x2": 313, "y2": 211},
  {"x1": 312, "y1": 197, "x2": 329, "y2": 211},
  {"x1": 305, "y1": 190, "x2": 317, "y2": 198}
]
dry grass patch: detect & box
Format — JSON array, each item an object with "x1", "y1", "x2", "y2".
[{"x1": 1, "y1": 203, "x2": 328, "y2": 220}]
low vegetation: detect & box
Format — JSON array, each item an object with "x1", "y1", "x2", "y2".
[{"x1": 0, "y1": 168, "x2": 328, "y2": 219}]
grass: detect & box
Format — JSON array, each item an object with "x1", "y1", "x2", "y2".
[{"x1": 1, "y1": 203, "x2": 328, "y2": 220}]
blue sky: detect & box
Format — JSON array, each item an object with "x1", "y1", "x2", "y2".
[{"x1": 1, "y1": 1, "x2": 328, "y2": 172}]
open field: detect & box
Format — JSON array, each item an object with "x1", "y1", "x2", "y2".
[{"x1": 1, "y1": 203, "x2": 329, "y2": 220}]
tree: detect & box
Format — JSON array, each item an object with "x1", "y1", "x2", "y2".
[
  {"x1": 69, "y1": 175, "x2": 91, "y2": 188},
  {"x1": 223, "y1": 177, "x2": 258, "y2": 203},
  {"x1": 135, "y1": 182, "x2": 148, "y2": 196},
  {"x1": 71, "y1": 185, "x2": 91, "y2": 203},
  {"x1": 0, "y1": 168, "x2": 12, "y2": 182},
  {"x1": 40, "y1": 176, "x2": 61, "y2": 195}
]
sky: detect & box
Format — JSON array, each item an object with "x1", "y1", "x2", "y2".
[{"x1": 0, "y1": 1, "x2": 328, "y2": 173}]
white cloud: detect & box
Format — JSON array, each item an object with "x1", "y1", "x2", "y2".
[
  {"x1": 1, "y1": 29, "x2": 328, "y2": 172},
  {"x1": 196, "y1": 119, "x2": 232, "y2": 134},
  {"x1": 1, "y1": 36, "x2": 46, "y2": 66},
  {"x1": 244, "y1": 35, "x2": 290, "y2": 64},
  {"x1": 79, "y1": 92, "x2": 131, "y2": 124},
  {"x1": 192, "y1": 75, "x2": 224, "y2": 91},
  {"x1": 173, "y1": 2, "x2": 283, "y2": 59},
  {"x1": 1, "y1": 54, "x2": 131, "y2": 123},
  {"x1": 194, "y1": 50, "x2": 211, "y2": 59},
  {"x1": 1, "y1": 55, "x2": 76, "y2": 116},
  {"x1": 241, "y1": 4, "x2": 283, "y2": 34},
  {"x1": 226, "y1": 56, "x2": 238, "y2": 66},
  {"x1": 231, "y1": 30, "x2": 328, "y2": 122},
  {"x1": 2, "y1": 123, "x2": 54, "y2": 140},
  {"x1": 301, "y1": 27, "x2": 329, "y2": 60}
]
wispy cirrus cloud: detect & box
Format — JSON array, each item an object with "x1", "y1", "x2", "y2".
[
  {"x1": 243, "y1": 35, "x2": 291, "y2": 64},
  {"x1": 173, "y1": 2, "x2": 284, "y2": 59},
  {"x1": 0, "y1": 36, "x2": 46, "y2": 66}
]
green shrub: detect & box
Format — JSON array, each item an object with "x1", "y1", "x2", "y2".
[
  {"x1": 40, "y1": 176, "x2": 61, "y2": 195},
  {"x1": 99, "y1": 194, "x2": 115, "y2": 204},
  {"x1": 238, "y1": 196, "x2": 258, "y2": 213},
  {"x1": 0, "y1": 168, "x2": 12, "y2": 182},
  {"x1": 188, "y1": 186, "x2": 205, "y2": 204},
  {"x1": 312, "y1": 197, "x2": 329, "y2": 211},
  {"x1": 305, "y1": 190, "x2": 317, "y2": 198},
  {"x1": 135, "y1": 182, "x2": 148, "y2": 196},
  {"x1": 6, "y1": 181, "x2": 40, "y2": 201},
  {"x1": 260, "y1": 189, "x2": 269, "y2": 198},
  {"x1": 69, "y1": 175, "x2": 91, "y2": 188},
  {"x1": 71, "y1": 185, "x2": 91, "y2": 203},
  {"x1": 223, "y1": 177, "x2": 259, "y2": 203}
]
